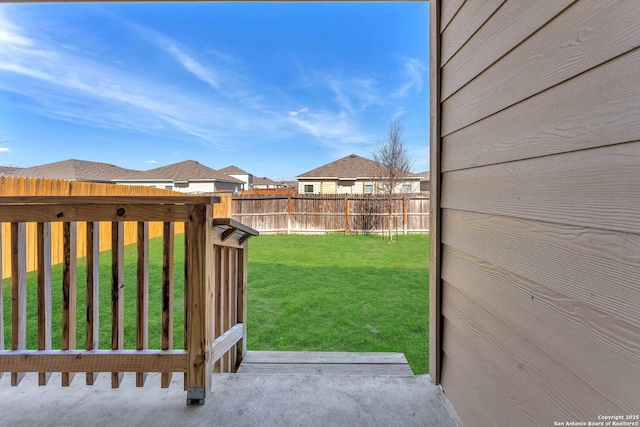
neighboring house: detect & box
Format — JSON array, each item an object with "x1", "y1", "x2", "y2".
[
  {"x1": 218, "y1": 165, "x2": 253, "y2": 190},
  {"x1": 3, "y1": 159, "x2": 139, "y2": 182},
  {"x1": 253, "y1": 176, "x2": 284, "y2": 189},
  {"x1": 4, "y1": 158, "x2": 242, "y2": 194},
  {"x1": 296, "y1": 154, "x2": 422, "y2": 195},
  {"x1": 115, "y1": 160, "x2": 243, "y2": 193},
  {"x1": 416, "y1": 170, "x2": 430, "y2": 192}
]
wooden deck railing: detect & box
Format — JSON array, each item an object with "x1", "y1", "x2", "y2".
[{"x1": 0, "y1": 196, "x2": 258, "y2": 405}]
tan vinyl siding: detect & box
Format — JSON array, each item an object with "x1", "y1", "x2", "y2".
[
  {"x1": 321, "y1": 181, "x2": 337, "y2": 194},
  {"x1": 431, "y1": 0, "x2": 640, "y2": 424}
]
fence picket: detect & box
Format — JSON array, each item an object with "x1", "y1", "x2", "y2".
[{"x1": 232, "y1": 193, "x2": 429, "y2": 234}]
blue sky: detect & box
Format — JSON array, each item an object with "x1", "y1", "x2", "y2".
[{"x1": 0, "y1": 3, "x2": 429, "y2": 181}]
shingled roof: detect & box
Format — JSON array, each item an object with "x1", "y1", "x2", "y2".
[
  {"x1": 129, "y1": 160, "x2": 243, "y2": 184},
  {"x1": 253, "y1": 176, "x2": 278, "y2": 186},
  {"x1": 0, "y1": 166, "x2": 21, "y2": 177},
  {"x1": 415, "y1": 171, "x2": 430, "y2": 181},
  {"x1": 296, "y1": 154, "x2": 420, "y2": 179},
  {"x1": 4, "y1": 159, "x2": 140, "y2": 182},
  {"x1": 218, "y1": 165, "x2": 250, "y2": 175}
]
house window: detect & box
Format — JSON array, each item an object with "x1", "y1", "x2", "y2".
[
  {"x1": 401, "y1": 184, "x2": 412, "y2": 193},
  {"x1": 164, "y1": 185, "x2": 173, "y2": 190},
  {"x1": 364, "y1": 184, "x2": 374, "y2": 194},
  {"x1": 304, "y1": 184, "x2": 314, "y2": 193}
]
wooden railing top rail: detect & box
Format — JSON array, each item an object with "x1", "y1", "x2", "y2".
[
  {"x1": 0, "y1": 196, "x2": 222, "y2": 223},
  {"x1": 0, "y1": 195, "x2": 220, "y2": 205}
]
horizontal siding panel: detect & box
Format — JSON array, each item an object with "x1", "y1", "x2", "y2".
[
  {"x1": 443, "y1": 47, "x2": 640, "y2": 172},
  {"x1": 441, "y1": 209, "x2": 640, "y2": 328},
  {"x1": 443, "y1": 281, "x2": 623, "y2": 422},
  {"x1": 441, "y1": 141, "x2": 640, "y2": 234},
  {"x1": 441, "y1": 329, "x2": 532, "y2": 426},
  {"x1": 440, "y1": 0, "x2": 465, "y2": 33},
  {"x1": 442, "y1": 0, "x2": 573, "y2": 100},
  {"x1": 442, "y1": 0, "x2": 640, "y2": 135},
  {"x1": 442, "y1": 244, "x2": 639, "y2": 412},
  {"x1": 441, "y1": 0, "x2": 506, "y2": 65}
]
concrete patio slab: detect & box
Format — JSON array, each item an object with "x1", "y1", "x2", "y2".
[{"x1": 0, "y1": 372, "x2": 459, "y2": 427}]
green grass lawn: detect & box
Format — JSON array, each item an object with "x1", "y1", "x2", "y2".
[
  {"x1": 2, "y1": 233, "x2": 429, "y2": 374},
  {"x1": 246, "y1": 234, "x2": 429, "y2": 374}
]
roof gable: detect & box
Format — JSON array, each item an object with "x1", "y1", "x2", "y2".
[
  {"x1": 254, "y1": 176, "x2": 277, "y2": 185},
  {"x1": 296, "y1": 154, "x2": 381, "y2": 179},
  {"x1": 5, "y1": 159, "x2": 140, "y2": 181},
  {"x1": 137, "y1": 160, "x2": 243, "y2": 183},
  {"x1": 218, "y1": 165, "x2": 250, "y2": 175},
  {"x1": 297, "y1": 154, "x2": 418, "y2": 180}
]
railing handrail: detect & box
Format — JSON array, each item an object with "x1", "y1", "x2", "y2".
[{"x1": 0, "y1": 195, "x2": 220, "y2": 206}]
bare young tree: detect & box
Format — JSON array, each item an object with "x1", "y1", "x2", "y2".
[{"x1": 371, "y1": 119, "x2": 414, "y2": 242}]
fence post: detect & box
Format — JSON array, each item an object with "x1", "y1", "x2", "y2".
[
  {"x1": 403, "y1": 197, "x2": 408, "y2": 235},
  {"x1": 287, "y1": 196, "x2": 291, "y2": 235},
  {"x1": 185, "y1": 203, "x2": 214, "y2": 405},
  {"x1": 345, "y1": 194, "x2": 350, "y2": 234}
]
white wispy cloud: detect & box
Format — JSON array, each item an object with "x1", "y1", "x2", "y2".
[
  {"x1": 0, "y1": 147, "x2": 11, "y2": 153},
  {"x1": 288, "y1": 107, "x2": 308, "y2": 117},
  {"x1": 0, "y1": 10, "x2": 289, "y2": 148},
  {"x1": 287, "y1": 109, "x2": 375, "y2": 156},
  {"x1": 144, "y1": 160, "x2": 157, "y2": 164},
  {"x1": 392, "y1": 57, "x2": 426, "y2": 99},
  {"x1": 136, "y1": 28, "x2": 223, "y2": 92},
  {"x1": 328, "y1": 77, "x2": 381, "y2": 114}
]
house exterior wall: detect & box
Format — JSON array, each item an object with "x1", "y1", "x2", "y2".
[
  {"x1": 321, "y1": 181, "x2": 337, "y2": 194},
  {"x1": 431, "y1": 1, "x2": 640, "y2": 425},
  {"x1": 298, "y1": 179, "x2": 419, "y2": 195},
  {"x1": 113, "y1": 180, "x2": 239, "y2": 193},
  {"x1": 229, "y1": 173, "x2": 252, "y2": 190}
]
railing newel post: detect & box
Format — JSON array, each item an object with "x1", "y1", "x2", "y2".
[{"x1": 185, "y1": 203, "x2": 213, "y2": 405}]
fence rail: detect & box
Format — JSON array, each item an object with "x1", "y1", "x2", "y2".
[
  {"x1": 232, "y1": 193, "x2": 430, "y2": 234},
  {"x1": 0, "y1": 196, "x2": 257, "y2": 405}
]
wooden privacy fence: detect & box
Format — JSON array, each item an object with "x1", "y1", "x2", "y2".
[
  {"x1": 233, "y1": 193, "x2": 430, "y2": 234},
  {"x1": 0, "y1": 196, "x2": 257, "y2": 405},
  {"x1": 0, "y1": 176, "x2": 233, "y2": 279}
]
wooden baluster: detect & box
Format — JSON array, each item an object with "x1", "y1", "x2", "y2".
[
  {"x1": 111, "y1": 221, "x2": 124, "y2": 388},
  {"x1": 236, "y1": 246, "x2": 248, "y2": 368},
  {"x1": 161, "y1": 222, "x2": 174, "y2": 388},
  {"x1": 136, "y1": 221, "x2": 149, "y2": 387},
  {"x1": 185, "y1": 204, "x2": 213, "y2": 405},
  {"x1": 62, "y1": 221, "x2": 77, "y2": 386},
  {"x1": 214, "y1": 245, "x2": 222, "y2": 373},
  {"x1": 221, "y1": 247, "x2": 230, "y2": 372},
  {"x1": 229, "y1": 248, "x2": 237, "y2": 372},
  {"x1": 11, "y1": 222, "x2": 27, "y2": 386},
  {"x1": 37, "y1": 222, "x2": 52, "y2": 385},
  {"x1": 86, "y1": 221, "x2": 99, "y2": 385}
]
